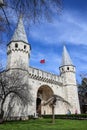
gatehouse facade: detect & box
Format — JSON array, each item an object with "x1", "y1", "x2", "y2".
[{"x1": 3, "y1": 16, "x2": 80, "y2": 119}]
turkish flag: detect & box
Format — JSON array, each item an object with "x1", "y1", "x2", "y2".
[{"x1": 40, "y1": 59, "x2": 45, "y2": 63}]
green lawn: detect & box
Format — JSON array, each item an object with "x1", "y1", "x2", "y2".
[{"x1": 0, "y1": 119, "x2": 87, "y2": 130}]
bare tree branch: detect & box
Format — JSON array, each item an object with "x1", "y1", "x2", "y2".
[
  {"x1": 43, "y1": 94, "x2": 71, "y2": 124},
  {"x1": 0, "y1": 63, "x2": 32, "y2": 121}
]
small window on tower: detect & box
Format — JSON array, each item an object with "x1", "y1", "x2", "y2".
[
  {"x1": 24, "y1": 45, "x2": 26, "y2": 49},
  {"x1": 62, "y1": 68, "x2": 64, "y2": 71},
  {"x1": 15, "y1": 43, "x2": 18, "y2": 48},
  {"x1": 67, "y1": 67, "x2": 69, "y2": 70}
]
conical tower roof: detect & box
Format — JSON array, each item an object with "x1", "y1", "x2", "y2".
[
  {"x1": 61, "y1": 46, "x2": 73, "y2": 66},
  {"x1": 11, "y1": 16, "x2": 28, "y2": 43}
]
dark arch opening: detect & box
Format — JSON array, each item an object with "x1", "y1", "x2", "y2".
[
  {"x1": 36, "y1": 85, "x2": 53, "y2": 116},
  {"x1": 15, "y1": 43, "x2": 18, "y2": 48},
  {"x1": 36, "y1": 98, "x2": 41, "y2": 116},
  {"x1": 67, "y1": 67, "x2": 69, "y2": 70}
]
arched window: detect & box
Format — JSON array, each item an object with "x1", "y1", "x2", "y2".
[
  {"x1": 62, "y1": 68, "x2": 64, "y2": 71},
  {"x1": 67, "y1": 67, "x2": 69, "y2": 70},
  {"x1": 24, "y1": 45, "x2": 26, "y2": 49},
  {"x1": 15, "y1": 43, "x2": 18, "y2": 48}
]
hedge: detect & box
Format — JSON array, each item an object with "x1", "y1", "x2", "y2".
[{"x1": 42, "y1": 114, "x2": 87, "y2": 120}]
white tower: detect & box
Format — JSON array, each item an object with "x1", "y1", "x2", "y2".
[
  {"x1": 6, "y1": 16, "x2": 31, "y2": 69},
  {"x1": 59, "y1": 46, "x2": 80, "y2": 114}
]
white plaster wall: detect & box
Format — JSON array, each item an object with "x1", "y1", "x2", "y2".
[
  {"x1": 66, "y1": 85, "x2": 80, "y2": 114},
  {"x1": 60, "y1": 65, "x2": 81, "y2": 114},
  {"x1": 7, "y1": 41, "x2": 30, "y2": 69},
  {"x1": 5, "y1": 42, "x2": 81, "y2": 117},
  {"x1": 27, "y1": 76, "x2": 67, "y2": 115}
]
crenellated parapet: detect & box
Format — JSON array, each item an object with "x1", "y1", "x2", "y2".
[
  {"x1": 6, "y1": 40, "x2": 31, "y2": 69},
  {"x1": 7, "y1": 41, "x2": 31, "y2": 55},
  {"x1": 28, "y1": 66, "x2": 62, "y2": 85}
]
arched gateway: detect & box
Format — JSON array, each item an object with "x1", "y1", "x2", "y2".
[{"x1": 36, "y1": 85, "x2": 53, "y2": 115}]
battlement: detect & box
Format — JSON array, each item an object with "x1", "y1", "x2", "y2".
[
  {"x1": 7, "y1": 41, "x2": 30, "y2": 55},
  {"x1": 6, "y1": 41, "x2": 31, "y2": 69},
  {"x1": 28, "y1": 66, "x2": 62, "y2": 85}
]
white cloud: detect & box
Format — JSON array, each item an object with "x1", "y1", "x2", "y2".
[
  {"x1": 1, "y1": 7, "x2": 87, "y2": 84},
  {"x1": 29, "y1": 10, "x2": 87, "y2": 45}
]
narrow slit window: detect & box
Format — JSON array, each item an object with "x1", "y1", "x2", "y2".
[
  {"x1": 24, "y1": 45, "x2": 26, "y2": 49},
  {"x1": 62, "y1": 68, "x2": 64, "y2": 71},
  {"x1": 67, "y1": 67, "x2": 69, "y2": 70},
  {"x1": 15, "y1": 43, "x2": 18, "y2": 48}
]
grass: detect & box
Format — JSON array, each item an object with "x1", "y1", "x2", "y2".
[{"x1": 0, "y1": 118, "x2": 87, "y2": 130}]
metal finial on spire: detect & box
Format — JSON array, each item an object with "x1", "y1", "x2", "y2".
[
  {"x1": 61, "y1": 46, "x2": 73, "y2": 66},
  {"x1": 11, "y1": 15, "x2": 28, "y2": 43}
]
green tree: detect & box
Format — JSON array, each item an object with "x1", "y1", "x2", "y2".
[{"x1": 78, "y1": 77, "x2": 87, "y2": 113}]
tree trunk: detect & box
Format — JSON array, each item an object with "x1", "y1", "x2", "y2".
[
  {"x1": 52, "y1": 105, "x2": 55, "y2": 124},
  {"x1": 0, "y1": 98, "x2": 5, "y2": 123},
  {"x1": 0, "y1": 109, "x2": 4, "y2": 123}
]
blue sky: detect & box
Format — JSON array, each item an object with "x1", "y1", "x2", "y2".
[
  {"x1": 1, "y1": 0, "x2": 87, "y2": 83},
  {"x1": 28, "y1": 0, "x2": 87, "y2": 83}
]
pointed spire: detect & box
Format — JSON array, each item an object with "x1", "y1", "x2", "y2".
[
  {"x1": 61, "y1": 46, "x2": 73, "y2": 66},
  {"x1": 11, "y1": 15, "x2": 28, "y2": 43}
]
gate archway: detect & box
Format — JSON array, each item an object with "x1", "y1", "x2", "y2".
[{"x1": 36, "y1": 85, "x2": 53, "y2": 115}]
